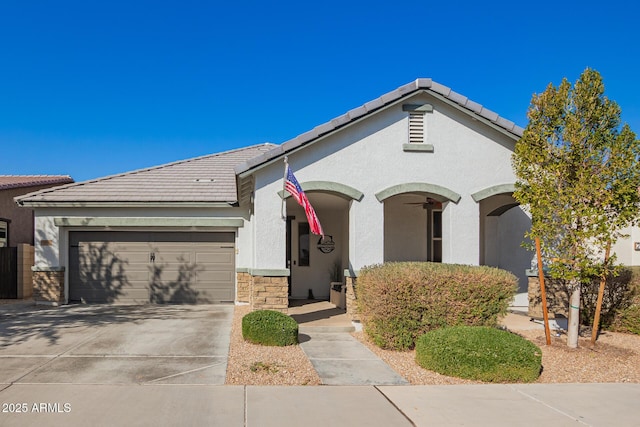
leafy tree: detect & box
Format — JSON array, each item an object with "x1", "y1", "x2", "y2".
[{"x1": 512, "y1": 68, "x2": 640, "y2": 348}]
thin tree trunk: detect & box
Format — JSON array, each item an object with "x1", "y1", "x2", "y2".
[{"x1": 567, "y1": 281, "x2": 581, "y2": 348}]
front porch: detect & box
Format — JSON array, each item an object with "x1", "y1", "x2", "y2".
[{"x1": 288, "y1": 299, "x2": 355, "y2": 332}]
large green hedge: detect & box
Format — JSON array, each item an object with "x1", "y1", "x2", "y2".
[
  {"x1": 415, "y1": 326, "x2": 542, "y2": 382},
  {"x1": 242, "y1": 310, "x2": 298, "y2": 346},
  {"x1": 357, "y1": 262, "x2": 517, "y2": 350}
]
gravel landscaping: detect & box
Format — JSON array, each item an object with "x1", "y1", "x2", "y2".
[
  {"x1": 225, "y1": 305, "x2": 321, "y2": 386},
  {"x1": 225, "y1": 305, "x2": 640, "y2": 385},
  {"x1": 354, "y1": 328, "x2": 640, "y2": 384}
]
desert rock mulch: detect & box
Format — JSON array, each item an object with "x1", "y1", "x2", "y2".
[
  {"x1": 352, "y1": 327, "x2": 640, "y2": 384},
  {"x1": 225, "y1": 305, "x2": 640, "y2": 385},
  {"x1": 225, "y1": 305, "x2": 321, "y2": 385}
]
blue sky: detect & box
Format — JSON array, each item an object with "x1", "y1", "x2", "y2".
[{"x1": 2, "y1": 1, "x2": 638, "y2": 182}]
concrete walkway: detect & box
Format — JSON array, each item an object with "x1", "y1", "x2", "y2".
[
  {"x1": 1, "y1": 383, "x2": 638, "y2": 426},
  {"x1": 290, "y1": 300, "x2": 408, "y2": 385},
  {"x1": 299, "y1": 332, "x2": 408, "y2": 385}
]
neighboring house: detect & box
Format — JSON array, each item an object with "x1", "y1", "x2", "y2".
[
  {"x1": 16, "y1": 79, "x2": 534, "y2": 310},
  {"x1": 1, "y1": 176, "x2": 74, "y2": 247}
]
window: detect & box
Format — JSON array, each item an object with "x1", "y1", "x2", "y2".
[
  {"x1": 431, "y1": 210, "x2": 442, "y2": 262},
  {"x1": 0, "y1": 220, "x2": 7, "y2": 247},
  {"x1": 402, "y1": 104, "x2": 434, "y2": 152},
  {"x1": 298, "y1": 222, "x2": 310, "y2": 266}
]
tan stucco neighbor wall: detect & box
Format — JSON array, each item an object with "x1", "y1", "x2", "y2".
[
  {"x1": 2, "y1": 183, "x2": 72, "y2": 247},
  {"x1": 17, "y1": 244, "x2": 34, "y2": 298}
]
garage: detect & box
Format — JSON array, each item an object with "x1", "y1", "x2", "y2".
[{"x1": 69, "y1": 231, "x2": 235, "y2": 304}]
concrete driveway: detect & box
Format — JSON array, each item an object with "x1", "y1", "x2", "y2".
[{"x1": 0, "y1": 304, "x2": 234, "y2": 385}]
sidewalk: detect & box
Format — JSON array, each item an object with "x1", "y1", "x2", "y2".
[{"x1": 1, "y1": 383, "x2": 638, "y2": 426}]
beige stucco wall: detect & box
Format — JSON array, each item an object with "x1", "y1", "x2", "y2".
[{"x1": 612, "y1": 225, "x2": 640, "y2": 266}]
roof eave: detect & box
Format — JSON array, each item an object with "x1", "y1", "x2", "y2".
[
  {"x1": 235, "y1": 88, "x2": 421, "y2": 178},
  {"x1": 236, "y1": 82, "x2": 523, "y2": 178},
  {"x1": 17, "y1": 201, "x2": 238, "y2": 208}
]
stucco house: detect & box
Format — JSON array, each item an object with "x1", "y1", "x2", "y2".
[
  {"x1": 16, "y1": 79, "x2": 534, "y2": 311},
  {"x1": 0, "y1": 175, "x2": 73, "y2": 299},
  {"x1": 1, "y1": 175, "x2": 74, "y2": 248}
]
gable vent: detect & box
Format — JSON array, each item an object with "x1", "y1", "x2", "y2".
[
  {"x1": 408, "y1": 112, "x2": 424, "y2": 144},
  {"x1": 403, "y1": 103, "x2": 433, "y2": 145}
]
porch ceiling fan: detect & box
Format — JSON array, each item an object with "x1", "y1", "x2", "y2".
[{"x1": 404, "y1": 197, "x2": 439, "y2": 209}]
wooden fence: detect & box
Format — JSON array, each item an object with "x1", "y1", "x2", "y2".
[{"x1": 0, "y1": 246, "x2": 17, "y2": 298}]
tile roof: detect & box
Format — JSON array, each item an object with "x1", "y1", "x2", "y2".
[
  {"x1": 16, "y1": 144, "x2": 274, "y2": 204},
  {"x1": 235, "y1": 78, "x2": 524, "y2": 174},
  {"x1": 0, "y1": 175, "x2": 74, "y2": 191}
]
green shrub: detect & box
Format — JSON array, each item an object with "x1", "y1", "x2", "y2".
[
  {"x1": 610, "y1": 268, "x2": 640, "y2": 335},
  {"x1": 580, "y1": 267, "x2": 640, "y2": 328},
  {"x1": 242, "y1": 310, "x2": 298, "y2": 346},
  {"x1": 612, "y1": 305, "x2": 640, "y2": 335},
  {"x1": 356, "y1": 262, "x2": 517, "y2": 350},
  {"x1": 415, "y1": 326, "x2": 542, "y2": 383}
]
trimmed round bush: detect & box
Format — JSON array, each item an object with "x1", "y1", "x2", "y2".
[
  {"x1": 242, "y1": 310, "x2": 298, "y2": 346},
  {"x1": 357, "y1": 262, "x2": 517, "y2": 350},
  {"x1": 415, "y1": 326, "x2": 542, "y2": 383}
]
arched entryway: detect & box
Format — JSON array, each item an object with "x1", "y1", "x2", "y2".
[
  {"x1": 473, "y1": 185, "x2": 532, "y2": 306},
  {"x1": 376, "y1": 183, "x2": 461, "y2": 263},
  {"x1": 280, "y1": 182, "x2": 362, "y2": 300}
]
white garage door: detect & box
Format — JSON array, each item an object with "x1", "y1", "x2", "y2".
[{"x1": 69, "y1": 231, "x2": 235, "y2": 304}]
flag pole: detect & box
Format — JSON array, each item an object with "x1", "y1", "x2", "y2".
[{"x1": 281, "y1": 156, "x2": 288, "y2": 220}]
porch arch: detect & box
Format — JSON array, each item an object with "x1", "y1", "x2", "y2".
[
  {"x1": 375, "y1": 183, "x2": 461, "y2": 204},
  {"x1": 475, "y1": 185, "x2": 531, "y2": 303},
  {"x1": 471, "y1": 183, "x2": 516, "y2": 202},
  {"x1": 278, "y1": 181, "x2": 364, "y2": 201}
]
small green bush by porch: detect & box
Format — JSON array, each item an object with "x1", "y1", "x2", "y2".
[
  {"x1": 242, "y1": 310, "x2": 298, "y2": 346},
  {"x1": 357, "y1": 262, "x2": 517, "y2": 350},
  {"x1": 415, "y1": 326, "x2": 542, "y2": 382}
]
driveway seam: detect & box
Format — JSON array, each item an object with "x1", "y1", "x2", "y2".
[
  {"x1": 509, "y1": 384, "x2": 592, "y2": 426},
  {"x1": 374, "y1": 385, "x2": 417, "y2": 427},
  {"x1": 144, "y1": 361, "x2": 227, "y2": 384},
  {"x1": 9, "y1": 328, "x2": 107, "y2": 385}
]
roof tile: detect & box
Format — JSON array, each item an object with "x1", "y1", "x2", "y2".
[
  {"x1": 0, "y1": 175, "x2": 73, "y2": 191},
  {"x1": 17, "y1": 144, "x2": 273, "y2": 204}
]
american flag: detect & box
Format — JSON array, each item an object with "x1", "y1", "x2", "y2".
[{"x1": 285, "y1": 165, "x2": 324, "y2": 236}]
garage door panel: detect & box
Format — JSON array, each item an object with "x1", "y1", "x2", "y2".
[
  {"x1": 200, "y1": 289, "x2": 235, "y2": 301},
  {"x1": 73, "y1": 289, "x2": 150, "y2": 304},
  {"x1": 151, "y1": 270, "x2": 199, "y2": 283},
  {"x1": 196, "y1": 251, "x2": 234, "y2": 264},
  {"x1": 198, "y1": 270, "x2": 234, "y2": 282},
  {"x1": 153, "y1": 252, "x2": 194, "y2": 265},
  {"x1": 70, "y1": 285, "x2": 149, "y2": 302},
  {"x1": 70, "y1": 232, "x2": 235, "y2": 304}
]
